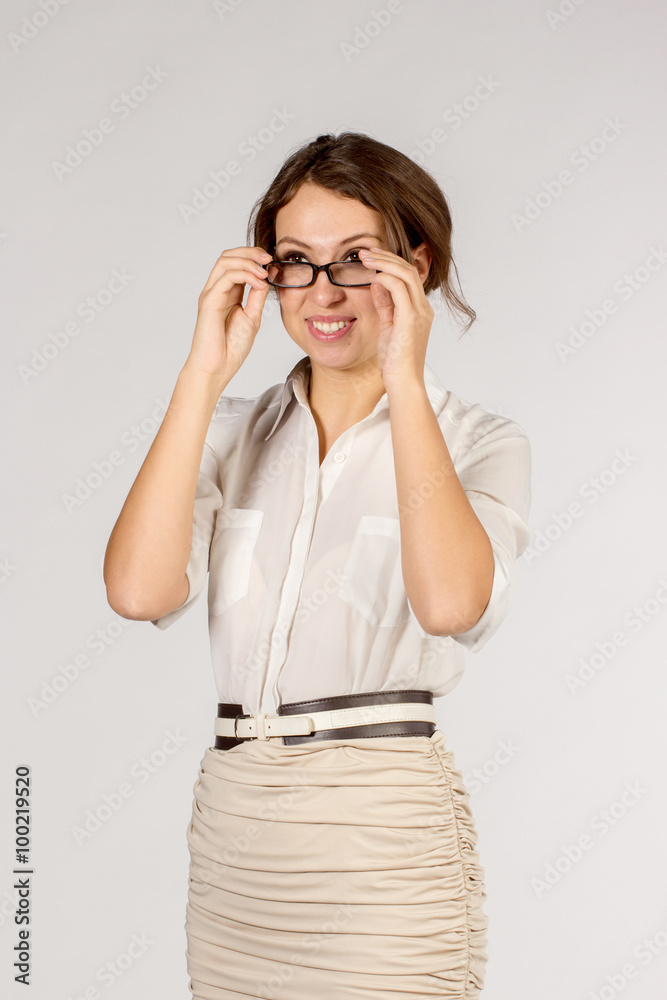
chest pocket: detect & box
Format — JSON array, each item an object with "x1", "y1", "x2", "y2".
[
  {"x1": 338, "y1": 515, "x2": 410, "y2": 627},
  {"x1": 208, "y1": 508, "x2": 264, "y2": 616}
]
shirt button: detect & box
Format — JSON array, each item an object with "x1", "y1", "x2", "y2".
[{"x1": 333, "y1": 452, "x2": 346, "y2": 463}]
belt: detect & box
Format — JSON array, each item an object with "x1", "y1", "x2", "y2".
[{"x1": 213, "y1": 689, "x2": 436, "y2": 748}]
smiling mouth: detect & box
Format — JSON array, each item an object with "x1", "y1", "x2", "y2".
[
  {"x1": 306, "y1": 317, "x2": 355, "y2": 341},
  {"x1": 310, "y1": 319, "x2": 351, "y2": 332}
]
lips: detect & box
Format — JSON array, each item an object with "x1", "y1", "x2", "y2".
[
  {"x1": 306, "y1": 318, "x2": 355, "y2": 341},
  {"x1": 307, "y1": 315, "x2": 355, "y2": 323}
]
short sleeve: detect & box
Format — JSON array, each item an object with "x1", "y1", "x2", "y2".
[
  {"x1": 408, "y1": 415, "x2": 531, "y2": 652},
  {"x1": 150, "y1": 440, "x2": 223, "y2": 630}
]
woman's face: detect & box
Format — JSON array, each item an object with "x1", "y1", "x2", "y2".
[{"x1": 273, "y1": 182, "x2": 389, "y2": 373}]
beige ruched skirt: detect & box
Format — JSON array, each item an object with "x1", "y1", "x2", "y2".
[{"x1": 184, "y1": 729, "x2": 488, "y2": 999}]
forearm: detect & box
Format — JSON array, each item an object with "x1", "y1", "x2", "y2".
[
  {"x1": 388, "y1": 376, "x2": 494, "y2": 636},
  {"x1": 103, "y1": 363, "x2": 230, "y2": 619}
]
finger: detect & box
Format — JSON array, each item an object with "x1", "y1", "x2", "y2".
[
  {"x1": 208, "y1": 255, "x2": 269, "y2": 282},
  {"x1": 368, "y1": 270, "x2": 417, "y2": 313},
  {"x1": 212, "y1": 268, "x2": 268, "y2": 292},
  {"x1": 361, "y1": 248, "x2": 414, "y2": 271},
  {"x1": 204, "y1": 266, "x2": 268, "y2": 298},
  {"x1": 361, "y1": 251, "x2": 425, "y2": 308},
  {"x1": 218, "y1": 246, "x2": 273, "y2": 264},
  {"x1": 361, "y1": 248, "x2": 420, "y2": 281},
  {"x1": 369, "y1": 277, "x2": 394, "y2": 311},
  {"x1": 202, "y1": 249, "x2": 271, "y2": 294},
  {"x1": 242, "y1": 280, "x2": 271, "y2": 326}
]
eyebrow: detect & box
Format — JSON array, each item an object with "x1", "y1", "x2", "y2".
[{"x1": 274, "y1": 232, "x2": 382, "y2": 249}]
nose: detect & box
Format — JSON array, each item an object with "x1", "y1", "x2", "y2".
[{"x1": 310, "y1": 267, "x2": 346, "y2": 305}]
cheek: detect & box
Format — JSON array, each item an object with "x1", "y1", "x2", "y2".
[
  {"x1": 276, "y1": 291, "x2": 294, "y2": 317},
  {"x1": 278, "y1": 289, "x2": 303, "y2": 312},
  {"x1": 358, "y1": 298, "x2": 380, "y2": 327}
]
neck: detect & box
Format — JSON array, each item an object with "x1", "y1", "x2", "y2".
[{"x1": 306, "y1": 356, "x2": 386, "y2": 428}]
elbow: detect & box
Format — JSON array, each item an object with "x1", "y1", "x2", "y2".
[
  {"x1": 445, "y1": 601, "x2": 488, "y2": 637},
  {"x1": 417, "y1": 607, "x2": 483, "y2": 639},
  {"x1": 104, "y1": 563, "x2": 190, "y2": 622},
  {"x1": 105, "y1": 582, "x2": 187, "y2": 623},
  {"x1": 414, "y1": 536, "x2": 495, "y2": 638},
  {"x1": 419, "y1": 587, "x2": 492, "y2": 639},
  {"x1": 105, "y1": 586, "x2": 155, "y2": 623}
]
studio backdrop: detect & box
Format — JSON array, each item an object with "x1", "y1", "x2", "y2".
[{"x1": 2, "y1": 2, "x2": 666, "y2": 999}]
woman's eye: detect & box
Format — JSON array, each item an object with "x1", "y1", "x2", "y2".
[{"x1": 279, "y1": 249, "x2": 367, "y2": 262}]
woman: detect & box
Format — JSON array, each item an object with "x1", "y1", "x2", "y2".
[{"x1": 104, "y1": 131, "x2": 531, "y2": 999}]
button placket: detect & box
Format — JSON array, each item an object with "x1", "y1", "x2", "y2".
[{"x1": 263, "y1": 413, "x2": 320, "y2": 713}]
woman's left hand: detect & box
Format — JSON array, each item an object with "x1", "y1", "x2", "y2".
[{"x1": 359, "y1": 246, "x2": 434, "y2": 391}]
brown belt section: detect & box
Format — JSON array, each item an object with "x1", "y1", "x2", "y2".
[{"x1": 214, "y1": 689, "x2": 436, "y2": 748}]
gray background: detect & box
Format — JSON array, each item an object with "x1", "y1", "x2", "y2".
[{"x1": 2, "y1": 1, "x2": 666, "y2": 997}]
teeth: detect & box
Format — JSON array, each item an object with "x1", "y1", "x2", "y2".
[{"x1": 311, "y1": 320, "x2": 350, "y2": 332}]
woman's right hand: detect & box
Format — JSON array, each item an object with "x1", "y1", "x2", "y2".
[{"x1": 185, "y1": 245, "x2": 273, "y2": 382}]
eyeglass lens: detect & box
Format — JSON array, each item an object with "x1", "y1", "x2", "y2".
[{"x1": 266, "y1": 260, "x2": 376, "y2": 287}]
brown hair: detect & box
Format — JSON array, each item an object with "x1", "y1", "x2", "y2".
[{"x1": 246, "y1": 130, "x2": 476, "y2": 335}]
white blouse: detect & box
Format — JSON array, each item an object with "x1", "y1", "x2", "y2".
[{"x1": 151, "y1": 356, "x2": 531, "y2": 717}]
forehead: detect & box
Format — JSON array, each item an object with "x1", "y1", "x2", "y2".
[{"x1": 274, "y1": 183, "x2": 386, "y2": 247}]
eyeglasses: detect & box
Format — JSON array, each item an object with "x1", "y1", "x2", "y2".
[{"x1": 262, "y1": 257, "x2": 377, "y2": 288}]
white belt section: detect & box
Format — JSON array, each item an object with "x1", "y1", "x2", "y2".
[{"x1": 215, "y1": 702, "x2": 437, "y2": 741}]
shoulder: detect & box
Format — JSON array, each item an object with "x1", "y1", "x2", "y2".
[
  {"x1": 425, "y1": 367, "x2": 530, "y2": 464},
  {"x1": 211, "y1": 382, "x2": 281, "y2": 418},
  {"x1": 205, "y1": 379, "x2": 286, "y2": 448},
  {"x1": 428, "y1": 379, "x2": 532, "y2": 538}
]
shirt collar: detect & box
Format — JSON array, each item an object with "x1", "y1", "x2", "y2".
[{"x1": 263, "y1": 355, "x2": 448, "y2": 442}]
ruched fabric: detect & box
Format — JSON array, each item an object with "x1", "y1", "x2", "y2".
[{"x1": 184, "y1": 729, "x2": 488, "y2": 999}]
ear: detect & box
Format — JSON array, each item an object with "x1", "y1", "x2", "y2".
[{"x1": 410, "y1": 242, "x2": 432, "y2": 286}]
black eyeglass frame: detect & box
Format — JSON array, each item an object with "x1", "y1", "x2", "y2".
[{"x1": 261, "y1": 258, "x2": 374, "y2": 288}]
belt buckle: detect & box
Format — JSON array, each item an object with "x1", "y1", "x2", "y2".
[{"x1": 234, "y1": 713, "x2": 252, "y2": 740}]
